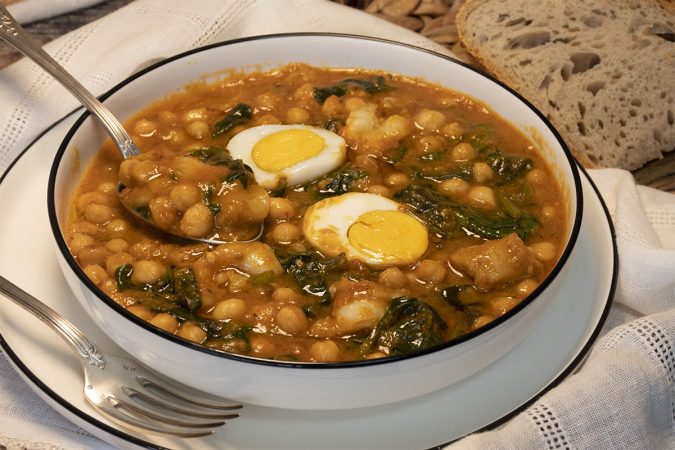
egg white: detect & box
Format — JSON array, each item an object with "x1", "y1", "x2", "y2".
[
  {"x1": 226, "y1": 124, "x2": 346, "y2": 190},
  {"x1": 303, "y1": 192, "x2": 429, "y2": 267}
]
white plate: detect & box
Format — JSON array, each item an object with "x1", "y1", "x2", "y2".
[{"x1": 0, "y1": 112, "x2": 616, "y2": 450}]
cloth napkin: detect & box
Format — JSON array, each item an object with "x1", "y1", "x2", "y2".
[
  {"x1": 0, "y1": 0, "x2": 674, "y2": 448},
  {"x1": 6, "y1": 0, "x2": 108, "y2": 24}
]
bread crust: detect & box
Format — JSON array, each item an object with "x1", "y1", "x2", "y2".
[{"x1": 457, "y1": 0, "x2": 675, "y2": 170}]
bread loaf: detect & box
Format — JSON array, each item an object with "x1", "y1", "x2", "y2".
[{"x1": 456, "y1": 0, "x2": 675, "y2": 170}]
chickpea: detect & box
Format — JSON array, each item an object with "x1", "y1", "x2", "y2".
[
  {"x1": 105, "y1": 252, "x2": 135, "y2": 275},
  {"x1": 526, "y1": 168, "x2": 547, "y2": 185},
  {"x1": 97, "y1": 182, "x2": 116, "y2": 194},
  {"x1": 540, "y1": 205, "x2": 557, "y2": 222},
  {"x1": 127, "y1": 305, "x2": 155, "y2": 321},
  {"x1": 467, "y1": 186, "x2": 497, "y2": 210},
  {"x1": 416, "y1": 135, "x2": 446, "y2": 154},
  {"x1": 105, "y1": 218, "x2": 130, "y2": 235},
  {"x1": 211, "y1": 298, "x2": 246, "y2": 320},
  {"x1": 158, "y1": 111, "x2": 177, "y2": 124},
  {"x1": 169, "y1": 183, "x2": 201, "y2": 212},
  {"x1": 172, "y1": 157, "x2": 204, "y2": 178},
  {"x1": 378, "y1": 267, "x2": 408, "y2": 288},
  {"x1": 450, "y1": 142, "x2": 476, "y2": 162},
  {"x1": 472, "y1": 314, "x2": 494, "y2": 330},
  {"x1": 438, "y1": 178, "x2": 470, "y2": 198},
  {"x1": 382, "y1": 115, "x2": 413, "y2": 139},
  {"x1": 149, "y1": 313, "x2": 179, "y2": 334},
  {"x1": 366, "y1": 351, "x2": 387, "y2": 360},
  {"x1": 490, "y1": 297, "x2": 518, "y2": 316},
  {"x1": 182, "y1": 108, "x2": 208, "y2": 122},
  {"x1": 122, "y1": 186, "x2": 153, "y2": 209},
  {"x1": 286, "y1": 107, "x2": 310, "y2": 124},
  {"x1": 442, "y1": 121, "x2": 464, "y2": 138},
  {"x1": 133, "y1": 119, "x2": 156, "y2": 137},
  {"x1": 131, "y1": 160, "x2": 159, "y2": 184},
  {"x1": 366, "y1": 184, "x2": 391, "y2": 197},
  {"x1": 69, "y1": 233, "x2": 95, "y2": 253},
  {"x1": 516, "y1": 278, "x2": 539, "y2": 296},
  {"x1": 293, "y1": 83, "x2": 315, "y2": 101},
  {"x1": 131, "y1": 260, "x2": 166, "y2": 285},
  {"x1": 106, "y1": 239, "x2": 130, "y2": 255},
  {"x1": 270, "y1": 222, "x2": 300, "y2": 245},
  {"x1": 344, "y1": 97, "x2": 366, "y2": 112},
  {"x1": 185, "y1": 120, "x2": 210, "y2": 139},
  {"x1": 83, "y1": 264, "x2": 108, "y2": 285},
  {"x1": 168, "y1": 129, "x2": 188, "y2": 146},
  {"x1": 76, "y1": 191, "x2": 109, "y2": 213},
  {"x1": 250, "y1": 335, "x2": 275, "y2": 358},
  {"x1": 255, "y1": 93, "x2": 280, "y2": 110},
  {"x1": 271, "y1": 287, "x2": 298, "y2": 304},
  {"x1": 531, "y1": 242, "x2": 558, "y2": 262},
  {"x1": 255, "y1": 114, "x2": 281, "y2": 125},
  {"x1": 321, "y1": 95, "x2": 343, "y2": 116},
  {"x1": 414, "y1": 109, "x2": 446, "y2": 131},
  {"x1": 244, "y1": 184, "x2": 270, "y2": 222},
  {"x1": 176, "y1": 322, "x2": 207, "y2": 344},
  {"x1": 384, "y1": 172, "x2": 410, "y2": 190},
  {"x1": 472, "y1": 162, "x2": 493, "y2": 183},
  {"x1": 214, "y1": 270, "x2": 249, "y2": 292},
  {"x1": 309, "y1": 316, "x2": 339, "y2": 338},
  {"x1": 77, "y1": 245, "x2": 110, "y2": 266},
  {"x1": 268, "y1": 197, "x2": 295, "y2": 221},
  {"x1": 179, "y1": 203, "x2": 214, "y2": 238},
  {"x1": 414, "y1": 259, "x2": 446, "y2": 283},
  {"x1": 310, "y1": 340, "x2": 341, "y2": 362},
  {"x1": 276, "y1": 305, "x2": 309, "y2": 335},
  {"x1": 148, "y1": 197, "x2": 178, "y2": 230}
]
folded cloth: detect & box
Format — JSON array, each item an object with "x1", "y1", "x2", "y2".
[
  {"x1": 0, "y1": 0, "x2": 674, "y2": 449},
  {"x1": 6, "y1": 0, "x2": 108, "y2": 24}
]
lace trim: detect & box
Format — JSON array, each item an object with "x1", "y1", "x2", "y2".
[
  {"x1": 526, "y1": 404, "x2": 571, "y2": 450},
  {"x1": 0, "y1": 434, "x2": 68, "y2": 450}
]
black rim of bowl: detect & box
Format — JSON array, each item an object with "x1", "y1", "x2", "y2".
[{"x1": 47, "y1": 32, "x2": 584, "y2": 370}]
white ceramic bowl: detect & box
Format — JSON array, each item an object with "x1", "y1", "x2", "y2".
[{"x1": 48, "y1": 34, "x2": 583, "y2": 410}]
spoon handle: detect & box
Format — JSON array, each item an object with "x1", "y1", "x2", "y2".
[{"x1": 0, "y1": 5, "x2": 140, "y2": 159}]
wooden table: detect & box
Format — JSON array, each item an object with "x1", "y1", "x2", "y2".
[{"x1": 1, "y1": 0, "x2": 672, "y2": 192}]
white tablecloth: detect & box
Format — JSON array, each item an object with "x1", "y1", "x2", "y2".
[{"x1": 1, "y1": 1, "x2": 674, "y2": 448}]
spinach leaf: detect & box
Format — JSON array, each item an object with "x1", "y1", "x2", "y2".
[
  {"x1": 487, "y1": 150, "x2": 533, "y2": 182},
  {"x1": 203, "y1": 185, "x2": 221, "y2": 215},
  {"x1": 277, "y1": 250, "x2": 346, "y2": 318},
  {"x1": 212, "y1": 103, "x2": 252, "y2": 137},
  {"x1": 188, "y1": 146, "x2": 255, "y2": 188},
  {"x1": 363, "y1": 297, "x2": 447, "y2": 357},
  {"x1": 313, "y1": 76, "x2": 391, "y2": 103},
  {"x1": 395, "y1": 184, "x2": 538, "y2": 240},
  {"x1": 305, "y1": 164, "x2": 367, "y2": 198},
  {"x1": 173, "y1": 267, "x2": 201, "y2": 312},
  {"x1": 114, "y1": 263, "x2": 135, "y2": 291},
  {"x1": 453, "y1": 206, "x2": 538, "y2": 241},
  {"x1": 323, "y1": 119, "x2": 345, "y2": 133}
]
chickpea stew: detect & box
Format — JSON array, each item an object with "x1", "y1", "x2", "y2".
[{"x1": 66, "y1": 63, "x2": 568, "y2": 362}]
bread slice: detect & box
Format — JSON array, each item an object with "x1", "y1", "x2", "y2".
[{"x1": 456, "y1": 0, "x2": 675, "y2": 170}]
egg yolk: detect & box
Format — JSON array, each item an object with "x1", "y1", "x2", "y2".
[
  {"x1": 347, "y1": 210, "x2": 428, "y2": 264},
  {"x1": 252, "y1": 129, "x2": 325, "y2": 172}
]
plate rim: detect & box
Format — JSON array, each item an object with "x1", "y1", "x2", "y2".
[{"x1": 0, "y1": 111, "x2": 616, "y2": 449}]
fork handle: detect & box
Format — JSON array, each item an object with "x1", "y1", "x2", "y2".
[
  {"x1": 0, "y1": 5, "x2": 140, "y2": 159},
  {"x1": 0, "y1": 275, "x2": 105, "y2": 368}
]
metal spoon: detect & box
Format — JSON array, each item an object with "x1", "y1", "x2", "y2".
[{"x1": 0, "y1": 5, "x2": 247, "y2": 245}]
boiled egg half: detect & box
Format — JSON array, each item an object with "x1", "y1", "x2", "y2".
[
  {"x1": 303, "y1": 192, "x2": 429, "y2": 267},
  {"x1": 226, "y1": 124, "x2": 346, "y2": 190}
]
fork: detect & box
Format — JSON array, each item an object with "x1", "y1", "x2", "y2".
[{"x1": 0, "y1": 275, "x2": 242, "y2": 438}]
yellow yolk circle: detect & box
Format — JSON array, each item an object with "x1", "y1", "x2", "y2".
[
  {"x1": 252, "y1": 129, "x2": 325, "y2": 172},
  {"x1": 347, "y1": 210, "x2": 428, "y2": 265}
]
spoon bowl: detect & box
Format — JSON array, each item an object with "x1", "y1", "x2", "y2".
[{"x1": 0, "y1": 4, "x2": 239, "y2": 245}]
